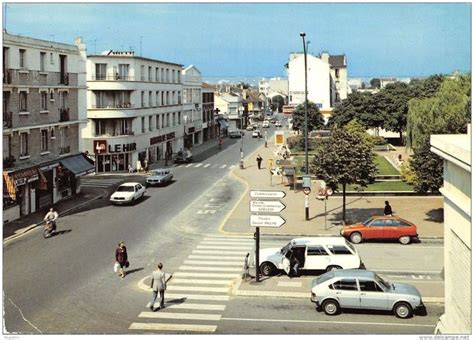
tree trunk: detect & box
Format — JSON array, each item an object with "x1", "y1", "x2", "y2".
[
  {"x1": 399, "y1": 130, "x2": 404, "y2": 145},
  {"x1": 342, "y1": 182, "x2": 346, "y2": 223}
]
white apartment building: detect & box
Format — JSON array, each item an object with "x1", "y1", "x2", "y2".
[
  {"x1": 259, "y1": 77, "x2": 288, "y2": 97},
  {"x1": 182, "y1": 65, "x2": 203, "y2": 148},
  {"x1": 214, "y1": 93, "x2": 243, "y2": 131},
  {"x1": 83, "y1": 51, "x2": 183, "y2": 173},
  {"x1": 431, "y1": 128, "x2": 471, "y2": 334},
  {"x1": 3, "y1": 32, "x2": 92, "y2": 221}
]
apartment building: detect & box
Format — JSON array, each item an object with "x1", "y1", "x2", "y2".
[
  {"x1": 259, "y1": 77, "x2": 288, "y2": 97},
  {"x1": 202, "y1": 82, "x2": 217, "y2": 141},
  {"x1": 214, "y1": 93, "x2": 243, "y2": 131},
  {"x1": 182, "y1": 65, "x2": 203, "y2": 149},
  {"x1": 3, "y1": 32, "x2": 92, "y2": 222},
  {"x1": 82, "y1": 51, "x2": 183, "y2": 172}
]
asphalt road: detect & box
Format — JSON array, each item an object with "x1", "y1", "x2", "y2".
[{"x1": 3, "y1": 126, "x2": 268, "y2": 334}]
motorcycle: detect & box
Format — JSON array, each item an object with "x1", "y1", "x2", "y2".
[{"x1": 43, "y1": 219, "x2": 57, "y2": 238}]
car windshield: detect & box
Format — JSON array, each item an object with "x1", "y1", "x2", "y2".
[
  {"x1": 362, "y1": 218, "x2": 373, "y2": 226},
  {"x1": 117, "y1": 185, "x2": 134, "y2": 192},
  {"x1": 315, "y1": 271, "x2": 334, "y2": 285},
  {"x1": 281, "y1": 242, "x2": 292, "y2": 255},
  {"x1": 375, "y1": 274, "x2": 390, "y2": 290},
  {"x1": 152, "y1": 171, "x2": 165, "y2": 176}
]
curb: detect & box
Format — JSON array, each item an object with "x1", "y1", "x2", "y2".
[{"x1": 3, "y1": 188, "x2": 107, "y2": 244}]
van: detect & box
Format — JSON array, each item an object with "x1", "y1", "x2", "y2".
[{"x1": 256, "y1": 237, "x2": 362, "y2": 276}]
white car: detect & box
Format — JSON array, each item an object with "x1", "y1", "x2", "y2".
[
  {"x1": 275, "y1": 121, "x2": 282, "y2": 127},
  {"x1": 262, "y1": 121, "x2": 270, "y2": 128},
  {"x1": 252, "y1": 130, "x2": 261, "y2": 138},
  {"x1": 110, "y1": 182, "x2": 146, "y2": 205},
  {"x1": 256, "y1": 237, "x2": 362, "y2": 276}
]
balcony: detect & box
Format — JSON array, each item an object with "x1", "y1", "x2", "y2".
[
  {"x1": 3, "y1": 69, "x2": 12, "y2": 84},
  {"x1": 91, "y1": 103, "x2": 134, "y2": 109},
  {"x1": 59, "y1": 146, "x2": 71, "y2": 155},
  {"x1": 59, "y1": 108, "x2": 70, "y2": 122},
  {"x1": 59, "y1": 73, "x2": 69, "y2": 85},
  {"x1": 3, "y1": 111, "x2": 12, "y2": 128},
  {"x1": 92, "y1": 74, "x2": 133, "y2": 81}
]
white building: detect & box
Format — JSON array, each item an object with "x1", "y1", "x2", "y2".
[
  {"x1": 83, "y1": 51, "x2": 184, "y2": 172},
  {"x1": 182, "y1": 65, "x2": 203, "y2": 148},
  {"x1": 259, "y1": 77, "x2": 288, "y2": 97},
  {"x1": 214, "y1": 93, "x2": 243, "y2": 131},
  {"x1": 431, "y1": 128, "x2": 471, "y2": 334}
]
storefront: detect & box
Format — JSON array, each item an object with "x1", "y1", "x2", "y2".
[
  {"x1": 149, "y1": 132, "x2": 176, "y2": 161},
  {"x1": 3, "y1": 167, "x2": 42, "y2": 216},
  {"x1": 94, "y1": 140, "x2": 136, "y2": 173},
  {"x1": 59, "y1": 153, "x2": 95, "y2": 194}
]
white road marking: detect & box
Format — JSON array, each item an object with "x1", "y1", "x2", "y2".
[
  {"x1": 139, "y1": 311, "x2": 222, "y2": 321},
  {"x1": 168, "y1": 286, "x2": 229, "y2": 293},
  {"x1": 129, "y1": 322, "x2": 217, "y2": 332},
  {"x1": 172, "y1": 279, "x2": 234, "y2": 285},
  {"x1": 178, "y1": 265, "x2": 242, "y2": 272},
  {"x1": 196, "y1": 245, "x2": 251, "y2": 250},
  {"x1": 277, "y1": 281, "x2": 302, "y2": 287},
  {"x1": 200, "y1": 241, "x2": 254, "y2": 245},
  {"x1": 376, "y1": 269, "x2": 441, "y2": 274},
  {"x1": 194, "y1": 163, "x2": 203, "y2": 168},
  {"x1": 188, "y1": 255, "x2": 245, "y2": 260},
  {"x1": 204, "y1": 164, "x2": 211, "y2": 168},
  {"x1": 165, "y1": 293, "x2": 230, "y2": 301},
  {"x1": 185, "y1": 164, "x2": 193, "y2": 168},
  {"x1": 196, "y1": 209, "x2": 216, "y2": 214},
  {"x1": 173, "y1": 272, "x2": 240, "y2": 278},
  {"x1": 177, "y1": 165, "x2": 184, "y2": 168},
  {"x1": 219, "y1": 317, "x2": 435, "y2": 328},
  {"x1": 229, "y1": 165, "x2": 236, "y2": 169},
  {"x1": 203, "y1": 236, "x2": 253, "y2": 241},
  {"x1": 193, "y1": 250, "x2": 249, "y2": 255},
  {"x1": 211, "y1": 164, "x2": 218, "y2": 168},
  {"x1": 220, "y1": 164, "x2": 227, "y2": 168},
  {"x1": 166, "y1": 303, "x2": 226, "y2": 311},
  {"x1": 184, "y1": 260, "x2": 243, "y2": 266}
]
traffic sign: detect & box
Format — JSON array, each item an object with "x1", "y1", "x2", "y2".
[
  {"x1": 250, "y1": 200, "x2": 286, "y2": 213},
  {"x1": 250, "y1": 214, "x2": 286, "y2": 228},
  {"x1": 249, "y1": 190, "x2": 286, "y2": 199},
  {"x1": 303, "y1": 187, "x2": 311, "y2": 195}
]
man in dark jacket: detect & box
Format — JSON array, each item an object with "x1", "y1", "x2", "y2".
[{"x1": 384, "y1": 201, "x2": 393, "y2": 216}]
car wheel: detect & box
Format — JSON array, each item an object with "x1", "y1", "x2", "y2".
[
  {"x1": 394, "y1": 302, "x2": 413, "y2": 318},
  {"x1": 399, "y1": 236, "x2": 411, "y2": 245},
  {"x1": 350, "y1": 232, "x2": 363, "y2": 244},
  {"x1": 259, "y1": 262, "x2": 276, "y2": 276},
  {"x1": 131, "y1": 197, "x2": 135, "y2": 205},
  {"x1": 326, "y1": 265, "x2": 342, "y2": 272},
  {"x1": 322, "y1": 299, "x2": 340, "y2": 316}
]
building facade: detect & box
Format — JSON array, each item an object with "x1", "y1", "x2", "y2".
[
  {"x1": 202, "y1": 82, "x2": 217, "y2": 141},
  {"x1": 259, "y1": 77, "x2": 288, "y2": 97},
  {"x1": 214, "y1": 93, "x2": 243, "y2": 131},
  {"x1": 83, "y1": 51, "x2": 184, "y2": 172},
  {"x1": 3, "y1": 32, "x2": 92, "y2": 222},
  {"x1": 431, "y1": 129, "x2": 471, "y2": 334},
  {"x1": 182, "y1": 65, "x2": 203, "y2": 148}
]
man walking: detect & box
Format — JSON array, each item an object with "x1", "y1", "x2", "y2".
[
  {"x1": 149, "y1": 263, "x2": 173, "y2": 311},
  {"x1": 384, "y1": 201, "x2": 393, "y2": 216},
  {"x1": 256, "y1": 154, "x2": 263, "y2": 170}
]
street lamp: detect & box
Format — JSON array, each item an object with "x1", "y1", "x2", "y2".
[
  {"x1": 239, "y1": 106, "x2": 244, "y2": 169},
  {"x1": 300, "y1": 32, "x2": 310, "y2": 221}
]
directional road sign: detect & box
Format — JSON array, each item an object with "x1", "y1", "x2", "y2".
[
  {"x1": 249, "y1": 190, "x2": 286, "y2": 199},
  {"x1": 250, "y1": 200, "x2": 286, "y2": 213},
  {"x1": 250, "y1": 214, "x2": 286, "y2": 228}
]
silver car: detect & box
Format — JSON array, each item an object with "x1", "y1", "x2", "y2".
[
  {"x1": 310, "y1": 269, "x2": 425, "y2": 318},
  {"x1": 146, "y1": 169, "x2": 173, "y2": 186}
]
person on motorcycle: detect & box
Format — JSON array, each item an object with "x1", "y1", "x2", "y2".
[{"x1": 44, "y1": 207, "x2": 59, "y2": 231}]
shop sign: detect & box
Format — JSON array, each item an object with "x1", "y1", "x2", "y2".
[
  {"x1": 12, "y1": 168, "x2": 39, "y2": 186},
  {"x1": 150, "y1": 132, "x2": 176, "y2": 145},
  {"x1": 108, "y1": 143, "x2": 137, "y2": 153},
  {"x1": 94, "y1": 140, "x2": 107, "y2": 154}
]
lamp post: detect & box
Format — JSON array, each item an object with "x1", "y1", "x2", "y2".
[
  {"x1": 239, "y1": 106, "x2": 244, "y2": 169},
  {"x1": 300, "y1": 32, "x2": 310, "y2": 221}
]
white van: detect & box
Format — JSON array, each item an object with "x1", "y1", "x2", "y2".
[{"x1": 257, "y1": 237, "x2": 362, "y2": 276}]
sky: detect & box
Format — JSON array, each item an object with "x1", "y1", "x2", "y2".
[{"x1": 3, "y1": 2, "x2": 471, "y2": 78}]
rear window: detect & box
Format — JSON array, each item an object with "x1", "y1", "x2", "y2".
[
  {"x1": 327, "y1": 245, "x2": 352, "y2": 255},
  {"x1": 307, "y1": 246, "x2": 328, "y2": 256},
  {"x1": 117, "y1": 185, "x2": 134, "y2": 192},
  {"x1": 314, "y1": 272, "x2": 334, "y2": 285}
]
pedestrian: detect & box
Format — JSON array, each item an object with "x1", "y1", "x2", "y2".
[
  {"x1": 384, "y1": 200, "x2": 393, "y2": 216},
  {"x1": 128, "y1": 164, "x2": 133, "y2": 174},
  {"x1": 256, "y1": 154, "x2": 263, "y2": 170},
  {"x1": 144, "y1": 159, "x2": 149, "y2": 172},
  {"x1": 115, "y1": 241, "x2": 128, "y2": 278},
  {"x1": 149, "y1": 262, "x2": 173, "y2": 311},
  {"x1": 136, "y1": 159, "x2": 143, "y2": 173},
  {"x1": 289, "y1": 250, "x2": 300, "y2": 277}
]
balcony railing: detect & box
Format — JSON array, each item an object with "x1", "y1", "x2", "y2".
[
  {"x1": 95, "y1": 130, "x2": 134, "y2": 137},
  {"x1": 59, "y1": 146, "x2": 70, "y2": 155},
  {"x1": 3, "y1": 111, "x2": 12, "y2": 128},
  {"x1": 59, "y1": 108, "x2": 70, "y2": 122},
  {"x1": 59, "y1": 73, "x2": 69, "y2": 85},
  {"x1": 92, "y1": 74, "x2": 133, "y2": 81},
  {"x1": 91, "y1": 103, "x2": 134, "y2": 109},
  {"x1": 3, "y1": 69, "x2": 12, "y2": 84}
]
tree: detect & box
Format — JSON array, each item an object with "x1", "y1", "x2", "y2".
[
  {"x1": 410, "y1": 74, "x2": 444, "y2": 99},
  {"x1": 409, "y1": 136, "x2": 443, "y2": 193},
  {"x1": 327, "y1": 92, "x2": 381, "y2": 129},
  {"x1": 271, "y1": 95, "x2": 285, "y2": 113},
  {"x1": 370, "y1": 78, "x2": 381, "y2": 89},
  {"x1": 292, "y1": 101, "x2": 325, "y2": 133},
  {"x1": 310, "y1": 126, "x2": 378, "y2": 222}
]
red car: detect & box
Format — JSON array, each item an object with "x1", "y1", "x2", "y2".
[{"x1": 340, "y1": 216, "x2": 418, "y2": 245}]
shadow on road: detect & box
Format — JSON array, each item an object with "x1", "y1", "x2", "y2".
[{"x1": 125, "y1": 267, "x2": 144, "y2": 276}]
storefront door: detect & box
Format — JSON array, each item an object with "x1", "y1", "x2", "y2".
[{"x1": 97, "y1": 153, "x2": 130, "y2": 173}]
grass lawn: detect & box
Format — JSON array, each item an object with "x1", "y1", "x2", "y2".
[
  {"x1": 345, "y1": 181, "x2": 414, "y2": 192},
  {"x1": 374, "y1": 155, "x2": 400, "y2": 176}
]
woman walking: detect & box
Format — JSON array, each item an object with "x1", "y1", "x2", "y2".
[{"x1": 115, "y1": 241, "x2": 128, "y2": 278}]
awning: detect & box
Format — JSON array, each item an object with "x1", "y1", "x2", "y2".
[{"x1": 60, "y1": 154, "x2": 95, "y2": 176}]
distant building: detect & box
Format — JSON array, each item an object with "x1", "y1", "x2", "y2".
[
  {"x1": 202, "y1": 82, "x2": 217, "y2": 141},
  {"x1": 3, "y1": 32, "x2": 92, "y2": 222},
  {"x1": 182, "y1": 65, "x2": 203, "y2": 149},
  {"x1": 214, "y1": 93, "x2": 243, "y2": 131},
  {"x1": 259, "y1": 77, "x2": 288, "y2": 97},
  {"x1": 431, "y1": 127, "x2": 471, "y2": 334},
  {"x1": 84, "y1": 50, "x2": 184, "y2": 172},
  {"x1": 379, "y1": 77, "x2": 398, "y2": 89}
]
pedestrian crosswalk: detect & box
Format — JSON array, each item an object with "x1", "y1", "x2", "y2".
[
  {"x1": 173, "y1": 163, "x2": 237, "y2": 170},
  {"x1": 80, "y1": 177, "x2": 124, "y2": 188},
  {"x1": 129, "y1": 235, "x2": 254, "y2": 333}
]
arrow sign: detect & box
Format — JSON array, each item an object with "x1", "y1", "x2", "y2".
[
  {"x1": 250, "y1": 214, "x2": 286, "y2": 228},
  {"x1": 250, "y1": 190, "x2": 286, "y2": 199},
  {"x1": 250, "y1": 200, "x2": 286, "y2": 213}
]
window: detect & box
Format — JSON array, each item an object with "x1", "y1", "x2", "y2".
[
  {"x1": 20, "y1": 132, "x2": 28, "y2": 156},
  {"x1": 166, "y1": 91, "x2": 170, "y2": 105},
  {"x1": 40, "y1": 92, "x2": 48, "y2": 111},
  {"x1": 166, "y1": 69, "x2": 169, "y2": 82},
  {"x1": 118, "y1": 64, "x2": 129, "y2": 80},
  {"x1": 177, "y1": 71, "x2": 181, "y2": 83},
  {"x1": 50, "y1": 90, "x2": 54, "y2": 101},
  {"x1": 178, "y1": 112, "x2": 181, "y2": 124},
  {"x1": 166, "y1": 113, "x2": 170, "y2": 127},
  {"x1": 50, "y1": 52, "x2": 54, "y2": 64},
  {"x1": 161, "y1": 92, "x2": 164, "y2": 106},
  {"x1": 156, "y1": 115, "x2": 159, "y2": 129},
  {"x1": 161, "y1": 68, "x2": 164, "y2": 82},
  {"x1": 307, "y1": 246, "x2": 328, "y2": 256},
  {"x1": 140, "y1": 65, "x2": 145, "y2": 81},
  {"x1": 327, "y1": 245, "x2": 352, "y2": 255},
  {"x1": 335, "y1": 68, "x2": 340, "y2": 79},
  {"x1": 141, "y1": 91, "x2": 145, "y2": 107},
  {"x1": 172, "y1": 69, "x2": 175, "y2": 83},
  {"x1": 59, "y1": 127, "x2": 69, "y2": 152},
  {"x1": 148, "y1": 66, "x2": 152, "y2": 81},
  {"x1": 369, "y1": 219, "x2": 385, "y2": 227},
  {"x1": 41, "y1": 130, "x2": 48, "y2": 152},
  {"x1": 149, "y1": 116, "x2": 153, "y2": 131},
  {"x1": 155, "y1": 68, "x2": 159, "y2": 82},
  {"x1": 149, "y1": 91, "x2": 152, "y2": 107},
  {"x1": 178, "y1": 91, "x2": 181, "y2": 104},
  {"x1": 19, "y1": 49, "x2": 26, "y2": 68},
  {"x1": 95, "y1": 120, "x2": 105, "y2": 136},
  {"x1": 172, "y1": 112, "x2": 176, "y2": 126},
  {"x1": 95, "y1": 63, "x2": 107, "y2": 80},
  {"x1": 161, "y1": 114, "x2": 165, "y2": 128},
  {"x1": 141, "y1": 117, "x2": 145, "y2": 133},
  {"x1": 40, "y1": 52, "x2": 46, "y2": 72},
  {"x1": 59, "y1": 91, "x2": 68, "y2": 109},
  {"x1": 156, "y1": 91, "x2": 159, "y2": 106},
  {"x1": 19, "y1": 91, "x2": 27, "y2": 111},
  {"x1": 172, "y1": 91, "x2": 176, "y2": 105},
  {"x1": 331, "y1": 279, "x2": 358, "y2": 291},
  {"x1": 359, "y1": 280, "x2": 384, "y2": 292}
]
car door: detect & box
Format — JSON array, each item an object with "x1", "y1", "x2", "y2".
[
  {"x1": 305, "y1": 245, "x2": 331, "y2": 270},
  {"x1": 365, "y1": 219, "x2": 385, "y2": 239},
  {"x1": 358, "y1": 279, "x2": 388, "y2": 310},
  {"x1": 281, "y1": 249, "x2": 291, "y2": 275},
  {"x1": 326, "y1": 244, "x2": 357, "y2": 269},
  {"x1": 331, "y1": 279, "x2": 360, "y2": 308},
  {"x1": 382, "y1": 218, "x2": 399, "y2": 239}
]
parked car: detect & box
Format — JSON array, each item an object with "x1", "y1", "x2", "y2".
[
  {"x1": 275, "y1": 121, "x2": 282, "y2": 127},
  {"x1": 271, "y1": 119, "x2": 276, "y2": 124},
  {"x1": 175, "y1": 149, "x2": 193, "y2": 163},
  {"x1": 256, "y1": 237, "x2": 362, "y2": 276},
  {"x1": 246, "y1": 125, "x2": 254, "y2": 131},
  {"x1": 340, "y1": 216, "x2": 418, "y2": 245},
  {"x1": 110, "y1": 182, "x2": 146, "y2": 205},
  {"x1": 252, "y1": 130, "x2": 261, "y2": 138},
  {"x1": 262, "y1": 120, "x2": 270, "y2": 128},
  {"x1": 146, "y1": 169, "x2": 173, "y2": 186},
  {"x1": 229, "y1": 130, "x2": 242, "y2": 138},
  {"x1": 310, "y1": 269, "x2": 425, "y2": 318}
]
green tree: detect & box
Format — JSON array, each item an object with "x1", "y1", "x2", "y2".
[
  {"x1": 292, "y1": 101, "x2": 325, "y2": 133},
  {"x1": 370, "y1": 78, "x2": 381, "y2": 88},
  {"x1": 409, "y1": 136, "x2": 443, "y2": 193},
  {"x1": 271, "y1": 95, "x2": 285, "y2": 113},
  {"x1": 410, "y1": 74, "x2": 445, "y2": 99},
  {"x1": 328, "y1": 92, "x2": 381, "y2": 129},
  {"x1": 310, "y1": 126, "x2": 378, "y2": 222}
]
